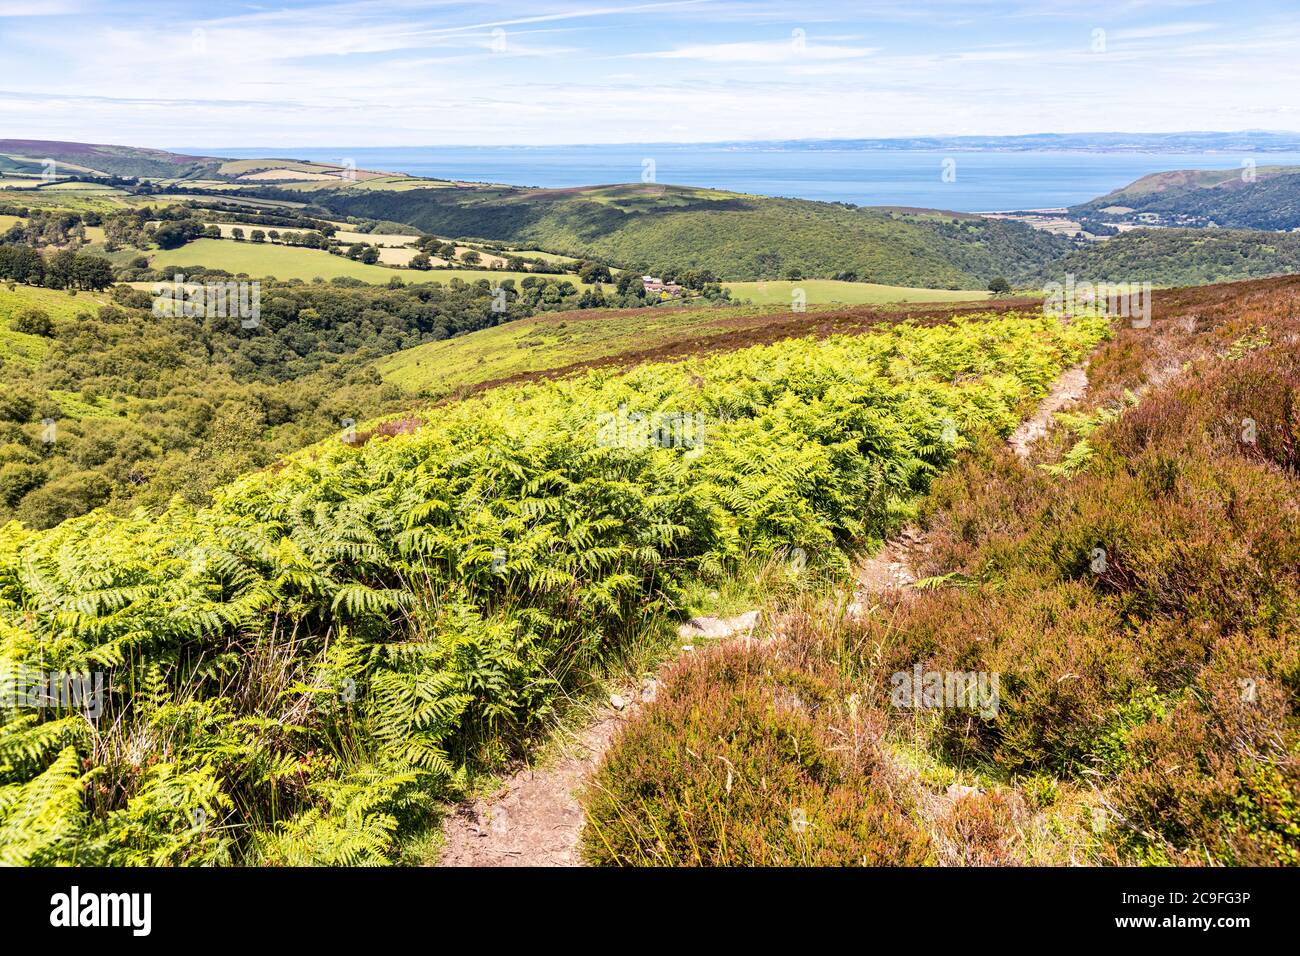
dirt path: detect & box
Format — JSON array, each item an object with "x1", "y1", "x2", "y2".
[
  {"x1": 438, "y1": 699, "x2": 644, "y2": 867},
  {"x1": 855, "y1": 363, "x2": 1089, "y2": 596},
  {"x1": 438, "y1": 613, "x2": 756, "y2": 867},
  {"x1": 850, "y1": 363, "x2": 1092, "y2": 859},
  {"x1": 438, "y1": 365, "x2": 1089, "y2": 866},
  {"x1": 1007, "y1": 365, "x2": 1089, "y2": 459}
]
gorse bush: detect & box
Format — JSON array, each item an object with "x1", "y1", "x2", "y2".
[{"x1": 0, "y1": 311, "x2": 1106, "y2": 864}]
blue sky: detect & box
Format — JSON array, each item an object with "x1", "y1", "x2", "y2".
[{"x1": 0, "y1": 0, "x2": 1297, "y2": 147}]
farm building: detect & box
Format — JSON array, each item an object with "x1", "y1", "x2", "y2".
[{"x1": 642, "y1": 275, "x2": 683, "y2": 296}]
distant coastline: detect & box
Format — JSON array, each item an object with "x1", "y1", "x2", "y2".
[
  {"x1": 193, "y1": 140, "x2": 1300, "y2": 214},
  {"x1": 187, "y1": 131, "x2": 1300, "y2": 154}
]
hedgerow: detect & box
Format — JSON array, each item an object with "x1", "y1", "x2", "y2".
[{"x1": 0, "y1": 310, "x2": 1106, "y2": 864}]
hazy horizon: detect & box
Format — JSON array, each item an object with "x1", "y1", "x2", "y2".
[{"x1": 175, "y1": 131, "x2": 1300, "y2": 154}]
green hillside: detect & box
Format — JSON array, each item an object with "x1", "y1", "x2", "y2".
[
  {"x1": 0, "y1": 284, "x2": 113, "y2": 366},
  {"x1": 295, "y1": 182, "x2": 1071, "y2": 288},
  {"x1": 1030, "y1": 228, "x2": 1300, "y2": 285},
  {"x1": 378, "y1": 303, "x2": 776, "y2": 395},
  {"x1": 0, "y1": 276, "x2": 608, "y2": 529},
  {"x1": 0, "y1": 307, "x2": 1108, "y2": 865},
  {"x1": 724, "y1": 279, "x2": 989, "y2": 306},
  {"x1": 377, "y1": 292, "x2": 1003, "y2": 398},
  {"x1": 1072, "y1": 165, "x2": 1300, "y2": 231}
]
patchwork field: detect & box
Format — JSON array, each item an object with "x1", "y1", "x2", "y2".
[
  {"x1": 127, "y1": 194, "x2": 308, "y2": 210},
  {"x1": 237, "y1": 169, "x2": 345, "y2": 182},
  {"x1": 218, "y1": 158, "x2": 329, "y2": 176},
  {"x1": 332, "y1": 229, "x2": 420, "y2": 247},
  {"x1": 147, "y1": 238, "x2": 598, "y2": 286},
  {"x1": 272, "y1": 176, "x2": 446, "y2": 193}
]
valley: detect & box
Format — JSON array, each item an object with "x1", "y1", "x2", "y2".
[{"x1": 1, "y1": 136, "x2": 1297, "y2": 876}]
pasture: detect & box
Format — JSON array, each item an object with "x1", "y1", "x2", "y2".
[
  {"x1": 724, "y1": 279, "x2": 990, "y2": 306},
  {"x1": 148, "y1": 238, "x2": 598, "y2": 287}
]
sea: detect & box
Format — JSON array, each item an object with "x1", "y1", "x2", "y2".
[{"x1": 199, "y1": 145, "x2": 1300, "y2": 213}]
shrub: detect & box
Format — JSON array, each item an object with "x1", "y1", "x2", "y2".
[
  {"x1": 846, "y1": 309, "x2": 1300, "y2": 862},
  {"x1": 10, "y1": 307, "x2": 53, "y2": 337},
  {"x1": 581, "y1": 641, "x2": 932, "y2": 866}
]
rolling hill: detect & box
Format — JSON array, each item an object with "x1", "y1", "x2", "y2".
[
  {"x1": 374, "y1": 294, "x2": 1016, "y2": 397},
  {"x1": 11, "y1": 140, "x2": 1300, "y2": 295},
  {"x1": 300, "y1": 182, "x2": 1070, "y2": 288},
  {"x1": 0, "y1": 139, "x2": 220, "y2": 180},
  {"x1": 1071, "y1": 165, "x2": 1300, "y2": 230}
]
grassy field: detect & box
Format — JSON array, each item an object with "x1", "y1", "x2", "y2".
[
  {"x1": 332, "y1": 229, "x2": 419, "y2": 247},
  {"x1": 275, "y1": 176, "x2": 444, "y2": 193},
  {"x1": 148, "y1": 238, "x2": 596, "y2": 286},
  {"x1": 127, "y1": 194, "x2": 308, "y2": 210},
  {"x1": 0, "y1": 189, "x2": 124, "y2": 213},
  {"x1": 378, "y1": 247, "x2": 417, "y2": 266},
  {"x1": 509, "y1": 248, "x2": 581, "y2": 266},
  {"x1": 39, "y1": 181, "x2": 123, "y2": 194},
  {"x1": 218, "y1": 158, "x2": 329, "y2": 176},
  {"x1": 725, "y1": 279, "x2": 991, "y2": 306}
]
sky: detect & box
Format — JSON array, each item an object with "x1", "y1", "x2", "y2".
[{"x1": 0, "y1": 0, "x2": 1297, "y2": 148}]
